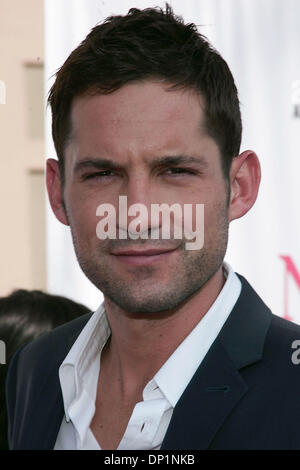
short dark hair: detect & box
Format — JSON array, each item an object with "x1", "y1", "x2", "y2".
[
  {"x1": 0, "y1": 289, "x2": 89, "y2": 362},
  {"x1": 48, "y1": 3, "x2": 242, "y2": 183}
]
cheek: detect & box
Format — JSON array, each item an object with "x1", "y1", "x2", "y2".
[
  {"x1": 204, "y1": 200, "x2": 229, "y2": 241},
  {"x1": 67, "y1": 196, "x2": 101, "y2": 242}
]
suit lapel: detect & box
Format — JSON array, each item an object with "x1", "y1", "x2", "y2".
[
  {"x1": 30, "y1": 370, "x2": 65, "y2": 449},
  {"x1": 161, "y1": 274, "x2": 272, "y2": 450},
  {"x1": 161, "y1": 339, "x2": 248, "y2": 449},
  {"x1": 19, "y1": 315, "x2": 94, "y2": 450}
]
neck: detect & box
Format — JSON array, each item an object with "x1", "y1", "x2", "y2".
[{"x1": 102, "y1": 266, "x2": 225, "y2": 396}]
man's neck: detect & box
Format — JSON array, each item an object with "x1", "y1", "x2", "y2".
[{"x1": 102, "y1": 266, "x2": 225, "y2": 399}]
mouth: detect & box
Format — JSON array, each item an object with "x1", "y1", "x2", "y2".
[{"x1": 110, "y1": 246, "x2": 178, "y2": 266}]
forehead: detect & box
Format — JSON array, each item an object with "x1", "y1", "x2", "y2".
[{"x1": 68, "y1": 81, "x2": 212, "y2": 162}]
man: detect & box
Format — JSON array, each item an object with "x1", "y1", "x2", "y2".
[{"x1": 6, "y1": 5, "x2": 300, "y2": 450}]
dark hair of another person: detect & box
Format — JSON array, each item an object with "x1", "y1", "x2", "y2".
[
  {"x1": 0, "y1": 289, "x2": 90, "y2": 450},
  {"x1": 48, "y1": 3, "x2": 242, "y2": 186}
]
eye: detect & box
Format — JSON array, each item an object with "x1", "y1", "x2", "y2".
[
  {"x1": 83, "y1": 170, "x2": 115, "y2": 180},
  {"x1": 164, "y1": 167, "x2": 196, "y2": 176}
]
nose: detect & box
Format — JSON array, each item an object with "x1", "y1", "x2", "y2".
[
  {"x1": 117, "y1": 173, "x2": 157, "y2": 238},
  {"x1": 125, "y1": 172, "x2": 153, "y2": 208}
]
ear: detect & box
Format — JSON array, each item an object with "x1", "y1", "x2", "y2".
[
  {"x1": 46, "y1": 158, "x2": 69, "y2": 226},
  {"x1": 228, "y1": 150, "x2": 261, "y2": 222}
]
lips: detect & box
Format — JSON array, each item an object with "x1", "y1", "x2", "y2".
[
  {"x1": 110, "y1": 246, "x2": 178, "y2": 265},
  {"x1": 111, "y1": 247, "x2": 177, "y2": 256}
]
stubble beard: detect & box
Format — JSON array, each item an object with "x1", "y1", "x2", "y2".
[{"x1": 68, "y1": 203, "x2": 229, "y2": 315}]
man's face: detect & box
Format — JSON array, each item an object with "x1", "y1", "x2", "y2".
[{"x1": 61, "y1": 81, "x2": 229, "y2": 313}]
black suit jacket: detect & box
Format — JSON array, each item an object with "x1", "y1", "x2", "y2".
[{"x1": 5, "y1": 274, "x2": 300, "y2": 449}]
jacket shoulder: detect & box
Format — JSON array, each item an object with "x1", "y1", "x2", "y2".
[
  {"x1": 5, "y1": 311, "x2": 94, "y2": 449},
  {"x1": 270, "y1": 312, "x2": 300, "y2": 335},
  {"x1": 6, "y1": 311, "x2": 94, "y2": 396},
  {"x1": 265, "y1": 312, "x2": 300, "y2": 365}
]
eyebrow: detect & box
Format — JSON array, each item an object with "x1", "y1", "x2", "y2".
[{"x1": 74, "y1": 155, "x2": 209, "y2": 174}]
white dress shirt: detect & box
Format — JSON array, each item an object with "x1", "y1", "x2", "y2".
[{"x1": 54, "y1": 262, "x2": 241, "y2": 450}]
